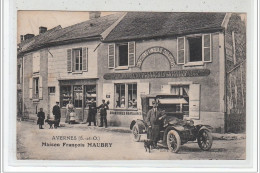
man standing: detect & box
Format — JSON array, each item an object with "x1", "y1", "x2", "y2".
[
  {"x1": 97, "y1": 99, "x2": 109, "y2": 128},
  {"x1": 52, "y1": 101, "x2": 61, "y2": 128},
  {"x1": 87, "y1": 98, "x2": 97, "y2": 126},
  {"x1": 146, "y1": 101, "x2": 166, "y2": 147}
]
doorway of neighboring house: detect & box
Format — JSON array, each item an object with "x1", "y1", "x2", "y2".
[{"x1": 48, "y1": 87, "x2": 56, "y2": 119}]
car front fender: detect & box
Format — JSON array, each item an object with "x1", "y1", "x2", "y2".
[
  {"x1": 130, "y1": 119, "x2": 147, "y2": 134},
  {"x1": 197, "y1": 125, "x2": 213, "y2": 133}
]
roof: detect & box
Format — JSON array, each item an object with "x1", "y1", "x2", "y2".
[
  {"x1": 104, "y1": 12, "x2": 226, "y2": 42},
  {"x1": 18, "y1": 25, "x2": 62, "y2": 54},
  {"x1": 18, "y1": 13, "x2": 123, "y2": 54},
  {"x1": 48, "y1": 12, "x2": 123, "y2": 44}
]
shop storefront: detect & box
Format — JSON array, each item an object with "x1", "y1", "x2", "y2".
[{"x1": 59, "y1": 79, "x2": 98, "y2": 121}]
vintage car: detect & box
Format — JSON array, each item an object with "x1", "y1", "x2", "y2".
[{"x1": 130, "y1": 94, "x2": 213, "y2": 153}]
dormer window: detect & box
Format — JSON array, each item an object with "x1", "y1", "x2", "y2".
[{"x1": 177, "y1": 34, "x2": 212, "y2": 65}]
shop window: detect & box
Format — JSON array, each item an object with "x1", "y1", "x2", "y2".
[
  {"x1": 85, "y1": 85, "x2": 96, "y2": 108},
  {"x1": 177, "y1": 34, "x2": 212, "y2": 65},
  {"x1": 73, "y1": 49, "x2": 82, "y2": 71},
  {"x1": 170, "y1": 85, "x2": 189, "y2": 114},
  {"x1": 115, "y1": 83, "x2": 137, "y2": 109},
  {"x1": 33, "y1": 77, "x2": 39, "y2": 98},
  {"x1": 108, "y1": 42, "x2": 135, "y2": 69},
  {"x1": 128, "y1": 84, "x2": 137, "y2": 109},
  {"x1": 115, "y1": 84, "x2": 125, "y2": 108},
  {"x1": 61, "y1": 86, "x2": 72, "y2": 107},
  {"x1": 48, "y1": 87, "x2": 55, "y2": 94},
  {"x1": 73, "y1": 85, "x2": 83, "y2": 108}
]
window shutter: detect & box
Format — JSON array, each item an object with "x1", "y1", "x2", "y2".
[
  {"x1": 102, "y1": 83, "x2": 114, "y2": 109},
  {"x1": 29, "y1": 78, "x2": 33, "y2": 99},
  {"x1": 39, "y1": 76, "x2": 43, "y2": 99},
  {"x1": 108, "y1": 44, "x2": 115, "y2": 68},
  {"x1": 33, "y1": 52, "x2": 40, "y2": 73},
  {"x1": 82, "y1": 47, "x2": 88, "y2": 71},
  {"x1": 161, "y1": 85, "x2": 170, "y2": 93},
  {"x1": 189, "y1": 84, "x2": 200, "y2": 119},
  {"x1": 128, "y1": 42, "x2": 135, "y2": 67},
  {"x1": 137, "y1": 82, "x2": 150, "y2": 110},
  {"x1": 203, "y1": 34, "x2": 212, "y2": 62},
  {"x1": 67, "y1": 49, "x2": 72, "y2": 72},
  {"x1": 177, "y1": 37, "x2": 185, "y2": 64}
]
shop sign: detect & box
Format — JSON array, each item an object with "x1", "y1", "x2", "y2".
[
  {"x1": 136, "y1": 47, "x2": 176, "y2": 68},
  {"x1": 103, "y1": 69, "x2": 210, "y2": 80},
  {"x1": 109, "y1": 111, "x2": 142, "y2": 116}
]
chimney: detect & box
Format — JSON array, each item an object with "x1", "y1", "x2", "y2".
[
  {"x1": 89, "y1": 12, "x2": 101, "y2": 20},
  {"x1": 39, "y1": 26, "x2": 47, "y2": 34},
  {"x1": 20, "y1": 35, "x2": 24, "y2": 42},
  {"x1": 24, "y1": 34, "x2": 35, "y2": 40}
]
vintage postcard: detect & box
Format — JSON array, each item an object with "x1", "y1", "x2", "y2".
[{"x1": 16, "y1": 11, "x2": 247, "y2": 160}]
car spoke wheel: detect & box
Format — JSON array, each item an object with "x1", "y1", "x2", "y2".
[
  {"x1": 197, "y1": 130, "x2": 213, "y2": 151},
  {"x1": 132, "y1": 124, "x2": 141, "y2": 142},
  {"x1": 167, "y1": 130, "x2": 181, "y2": 153}
]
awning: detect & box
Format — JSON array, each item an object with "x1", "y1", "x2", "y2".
[{"x1": 158, "y1": 98, "x2": 188, "y2": 104}]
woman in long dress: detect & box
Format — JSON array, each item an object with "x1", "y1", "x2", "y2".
[{"x1": 65, "y1": 100, "x2": 74, "y2": 123}]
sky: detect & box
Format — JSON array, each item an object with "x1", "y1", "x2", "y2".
[{"x1": 17, "y1": 11, "x2": 116, "y2": 43}]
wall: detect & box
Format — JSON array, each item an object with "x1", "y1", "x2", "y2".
[
  {"x1": 225, "y1": 14, "x2": 246, "y2": 133},
  {"x1": 98, "y1": 32, "x2": 225, "y2": 130},
  {"x1": 23, "y1": 49, "x2": 49, "y2": 119}
]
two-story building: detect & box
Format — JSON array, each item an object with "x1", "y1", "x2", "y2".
[
  {"x1": 18, "y1": 12, "x2": 124, "y2": 121},
  {"x1": 98, "y1": 12, "x2": 246, "y2": 133}
]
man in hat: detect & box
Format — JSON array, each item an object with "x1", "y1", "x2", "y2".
[
  {"x1": 87, "y1": 98, "x2": 97, "y2": 126},
  {"x1": 97, "y1": 99, "x2": 109, "y2": 128},
  {"x1": 146, "y1": 100, "x2": 166, "y2": 147},
  {"x1": 52, "y1": 101, "x2": 61, "y2": 128}
]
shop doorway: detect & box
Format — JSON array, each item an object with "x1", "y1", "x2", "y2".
[{"x1": 48, "y1": 87, "x2": 56, "y2": 119}]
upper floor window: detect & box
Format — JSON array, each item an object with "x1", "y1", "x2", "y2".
[
  {"x1": 177, "y1": 34, "x2": 212, "y2": 65},
  {"x1": 33, "y1": 52, "x2": 40, "y2": 73},
  {"x1": 67, "y1": 47, "x2": 88, "y2": 72},
  {"x1": 73, "y1": 49, "x2": 82, "y2": 71},
  {"x1": 108, "y1": 42, "x2": 135, "y2": 69}
]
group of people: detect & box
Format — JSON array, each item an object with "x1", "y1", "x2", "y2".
[
  {"x1": 84, "y1": 99, "x2": 110, "y2": 128},
  {"x1": 36, "y1": 99, "x2": 109, "y2": 129}
]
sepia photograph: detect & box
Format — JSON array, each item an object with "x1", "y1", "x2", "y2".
[{"x1": 15, "y1": 11, "x2": 248, "y2": 160}]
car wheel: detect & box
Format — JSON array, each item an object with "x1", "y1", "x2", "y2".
[
  {"x1": 167, "y1": 130, "x2": 181, "y2": 153},
  {"x1": 197, "y1": 130, "x2": 213, "y2": 151},
  {"x1": 132, "y1": 124, "x2": 141, "y2": 142}
]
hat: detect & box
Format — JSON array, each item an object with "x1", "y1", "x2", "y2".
[
  {"x1": 102, "y1": 99, "x2": 105, "y2": 101},
  {"x1": 56, "y1": 101, "x2": 59, "y2": 103}
]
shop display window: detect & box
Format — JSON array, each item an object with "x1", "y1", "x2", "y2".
[
  {"x1": 61, "y1": 86, "x2": 72, "y2": 107},
  {"x1": 74, "y1": 85, "x2": 83, "y2": 108},
  {"x1": 128, "y1": 84, "x2": 137, "y2": 109},
  {"x1": 85, "y1": 85, "x2": 97, "y2": 108},
  {"x1": 115, "y1": 83, "x2": 137, "y2": 109}
]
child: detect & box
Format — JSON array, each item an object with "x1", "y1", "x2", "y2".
[{"x1": 37, "y1": 108, "x2": 45, "y2": 129}]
